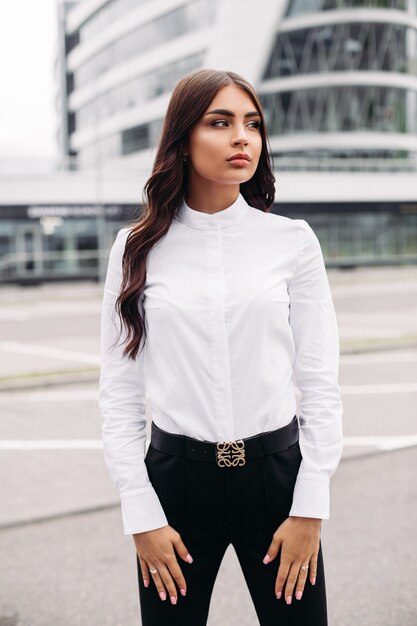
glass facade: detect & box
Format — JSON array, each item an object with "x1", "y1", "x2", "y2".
[
  {"x1": 79, "y1": 0, "x2": 153, "y2": 43},
  {"x1": 74, "y1": 0, "x2": 216, "y2": 90},
  {"x1": 1, "y1": 202, "x2": 416, "y2": 282},
  {"x1": 77, "y1": 118, "x2": 163, "y2": 166},
  {"x1": 286, "y1": 0, "x2": 409, "y2": 16},
  {"x1": 271, "y1": 149, "x2": 417, "y2": 171},
  {"x1": 263, "y1": 22, "x2": 415, "y2": 78},
  {"x1": 274, "y1": 203, "x2": 417, "y2": 263},
  {"x1": 0, "y1": 206, "x2": 133, "y2": 283},
  {"x1": 259, "y1": 85, "x2": 416, "y2": 135},
  {"x1": 260, "y1": 5, "x2": 417, "y2": 167},
  {"x1": 77, "y1": 52, "x2": 204, "y2": 131}
]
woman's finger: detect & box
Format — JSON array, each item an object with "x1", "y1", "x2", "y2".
[
  {"x1": 283, "y1": 561, "x2": 302, "y2": 604},
  {"x1": 275, "y1": 555, "x2": 291, "y2": 600},
  {"x1": 150, "y1": 562, "x2": 178, "y2": 605},
  {"x1": 148, "y1": 563, "x2": 168, "y2": 601},
  {"x1": 165, "y1": 550, "x2": 188, "y2": 598},
  {"x1": 294, "y1": 558, "x2": 312, "y2": 600},
  {"x1": 138, "y1": 554, "x2": 150, "y2": 588},
  {"x1": 309, "y1": 550, "x2": 319, "y2": 585}
]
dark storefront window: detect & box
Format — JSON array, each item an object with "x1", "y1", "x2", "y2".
[{"x1": 122, "y1": 124, "x2": 149, "y2": 155}]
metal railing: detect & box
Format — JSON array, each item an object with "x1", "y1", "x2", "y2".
[
  {"x1": 0, "y1": 249, "x2": 106, "y2": 283},
  {"x1": 271, "y1": 156, "x2": 417, "y2": 172},
  {"x1": 1, "y1": 247, "x2": 416, "y2": 285}
]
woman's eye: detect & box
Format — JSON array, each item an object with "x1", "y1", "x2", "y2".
[{"x1": 211, "y1": 120, "x2": 260, "y2": 129}]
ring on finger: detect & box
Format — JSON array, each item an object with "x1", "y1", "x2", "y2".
[
  {"x1": 149, "y1": 567, "x2": 158, "y2": 574},
  {"x1": 300, "y1": 564, "x2": 309, "y2": 571}
]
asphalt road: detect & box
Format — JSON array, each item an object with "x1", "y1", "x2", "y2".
[
  {"x1": 0, "y1": 267, "x2": 416, "y2": 625},
  {"x1": 0, "y1": 446, "x2": 416, "y2": 626}
]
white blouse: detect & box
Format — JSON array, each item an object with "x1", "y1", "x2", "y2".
[{"x1": 98, "y1": 192, "x2": 343, "y2": 535}]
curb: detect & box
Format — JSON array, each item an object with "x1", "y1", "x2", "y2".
[
  {"x1": 0, "y1": 371, "x2": 99, "y2": 392},
  {"x1": 1, "y1": 339, "x2": 416, "y2": 392}
]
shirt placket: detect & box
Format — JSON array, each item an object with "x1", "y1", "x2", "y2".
[{"x1": 204, "y1": 219, "x2": 234, "y2": 442}]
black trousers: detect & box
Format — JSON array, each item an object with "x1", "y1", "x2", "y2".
[{"x1": 137, "y1": 418, "x2": 328, "y2": 626}]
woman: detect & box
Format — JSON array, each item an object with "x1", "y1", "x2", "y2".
[{"x1": 98, "y1": 68, "x2": 343, "y2": 626}]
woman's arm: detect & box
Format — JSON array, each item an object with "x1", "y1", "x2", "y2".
[
  {"x1": 287, "y1": 219, "x2": 344, "y2": 520},
  {"x1": 262, "y1": 219, "x2": 344, "y2": 603},
  {"x1": 98, "y1": 227, "x2": 169, "y2": 535}
]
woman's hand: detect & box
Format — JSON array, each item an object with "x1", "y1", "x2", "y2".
[
  {"x1": 262, "y1": 516, "x2": 322, "y2": 604},
  {"x1": 134, "y1": 524, "x2": 194, "y2": 605}
]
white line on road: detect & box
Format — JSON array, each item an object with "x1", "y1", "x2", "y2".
[
  {"x1": 343, "y1": 435, "x2": 417, "y2": 450},
  {"x1": 1, "y1": 436, "x2": 417, "y2": 452},
  {"x1": 0, "y1": 440, "x2": 103, "y2": 450},
  {"x1": 332, "y1": 282, "x2": 417, "y2": 297},
  {"x1": 0, "y1": 384, "x2": 416, "y2": 403},
  {"x1": 27, "y1": 390, "x2": 97, "y2": 401},
  {"x1": 341, "y1": 383, "x2": 417, "y2": 394},
  {"x1": 339, "y1": 328, "x2": 407, "y2": 338},
  {"x1": 0, "y1": 302, "x2": 101, "y2": 321},
  {"x1": 0, "y1": 341, "x2": 100, "y2": 365}
]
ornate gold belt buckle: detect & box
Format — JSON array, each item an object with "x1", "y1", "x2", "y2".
[{"x1": 216, "y1": 439, "x2": 246, "y2": 467}]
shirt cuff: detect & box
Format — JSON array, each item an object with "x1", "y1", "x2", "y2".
[
  {"x1": 288, "y1": 476, "x2": 330, "y2": 520},
  {"x1": 120, "y1": 488, "x2": 169, "y2": 535}
]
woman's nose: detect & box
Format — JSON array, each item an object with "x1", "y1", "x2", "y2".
[{"x1": 232, "y1": 131, "x2": 249, "y2": 145}]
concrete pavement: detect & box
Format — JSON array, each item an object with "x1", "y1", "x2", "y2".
[
  {"x1": 0, "y1": 265, "x2": 416, "y2": 391},
  {"x1": 0, "y1": 265, "x2": 416, "y2": 625}
]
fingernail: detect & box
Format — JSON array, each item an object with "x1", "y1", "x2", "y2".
[
  {"x1": 311, "y1": 577, "x2": 316, "y2": 586},
  {"x1": 276, "y1": 591, "x2": 282, "y2": 599},
  {"x1": 186, "y1": 553, "x2": 193, "y2": 563},
  {"x1": 180, "y1": 588, "x2": 186, "y2": 596},
  {"x1": 144, "y1": 580, "x2": 149, "y2": 588},
  {"x1": 263, "y1": 554, "x2": 270, "y2": 564},
  {"x1": 286, "y1": 595, "x2": 292, "y2": 605},
  {"x1": 159, "y1": 591, "x2": 166, "y2": 601},
  {"x1": 170, "y1": 595, "x2": 177, "y2": 605},
  {"x1": 296, "y1": 590, "x2": 302, "y2": 600}
]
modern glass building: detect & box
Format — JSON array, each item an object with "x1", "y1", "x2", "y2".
[
  {"x1": 59, "y1": 0, "x2": 417, "y2": 171},
  {"x1": 59, "y1": 0, "x2": 218, "y2": 168},
  {"x1": 0, "y1": 0, "x2": 416, "y2": 283},
  {"x1": 260, "y1": 0, "x2": 417, "y2": 171}
]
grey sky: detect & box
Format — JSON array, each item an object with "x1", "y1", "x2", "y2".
[{"x1": 0, "y1": 0, "x2": 58, "y2": 160}]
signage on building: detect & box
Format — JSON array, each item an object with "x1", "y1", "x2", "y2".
[{"x1": 27, "y1": 205, "x2": 122, "y2": 218}]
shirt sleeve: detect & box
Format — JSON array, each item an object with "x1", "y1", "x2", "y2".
[
  {"x1": 287, "y1": 219, "x2": 344, "y2": 520},
  {"x1": 98, "y1": 227, "x2": 169, "y2": 535}
]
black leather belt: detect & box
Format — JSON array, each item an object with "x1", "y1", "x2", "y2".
[{"x1": 150, "y1": 415, "x2": 299, "y2": 467}]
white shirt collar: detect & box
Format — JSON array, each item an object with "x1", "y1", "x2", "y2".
[{"x1": 174, "y1": 192, "x2": 250, "y2": 230}]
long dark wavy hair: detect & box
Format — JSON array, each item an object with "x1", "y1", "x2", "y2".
[{"x1": 115, "y1": 68, "x2": 276, "y2": 360}]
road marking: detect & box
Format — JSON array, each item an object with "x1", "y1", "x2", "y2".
[
  {"x1": 341, "y1": 383, "x2": 417, "y2": 394},
  {"x1": 0, "y1": 439, "x2": 153, "y2": 451},
  {"x1": 0, "y1": 440, "x2": 103, "y2": 450},
  {"x1": 332, "y1": 282, "x2": 417, "y2": 297},
  {"x1": 0, "y1": 302, "x2": 101, "y2": 321},
  {"x1": 343, "y1": 434, "x2": 417, "y2": 450},
  {"x1": 1, "y1": 436, "x2": 417, "y2": 452},
  {"x1": 340, "y1": 327, "x2": 407, "y2": 338},
  {"x1": 0, "y1": 341, "x2": 100, "y2": 365},
  {"x1": 25, "y1": 390, "x2": 97, "y2": 401}
]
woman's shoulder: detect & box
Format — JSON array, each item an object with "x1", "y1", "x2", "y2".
[{"x1": 248, "y1": 206, "x2": 311, "y2": 232}]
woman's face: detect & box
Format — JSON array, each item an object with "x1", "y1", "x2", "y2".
[{"x1": 185, "y1": 84, "x2": 263, "y2": 188}]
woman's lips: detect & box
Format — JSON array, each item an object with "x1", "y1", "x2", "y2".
[{"x1": 227, "y1": 158, "x2": 251, "y2": 166}]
